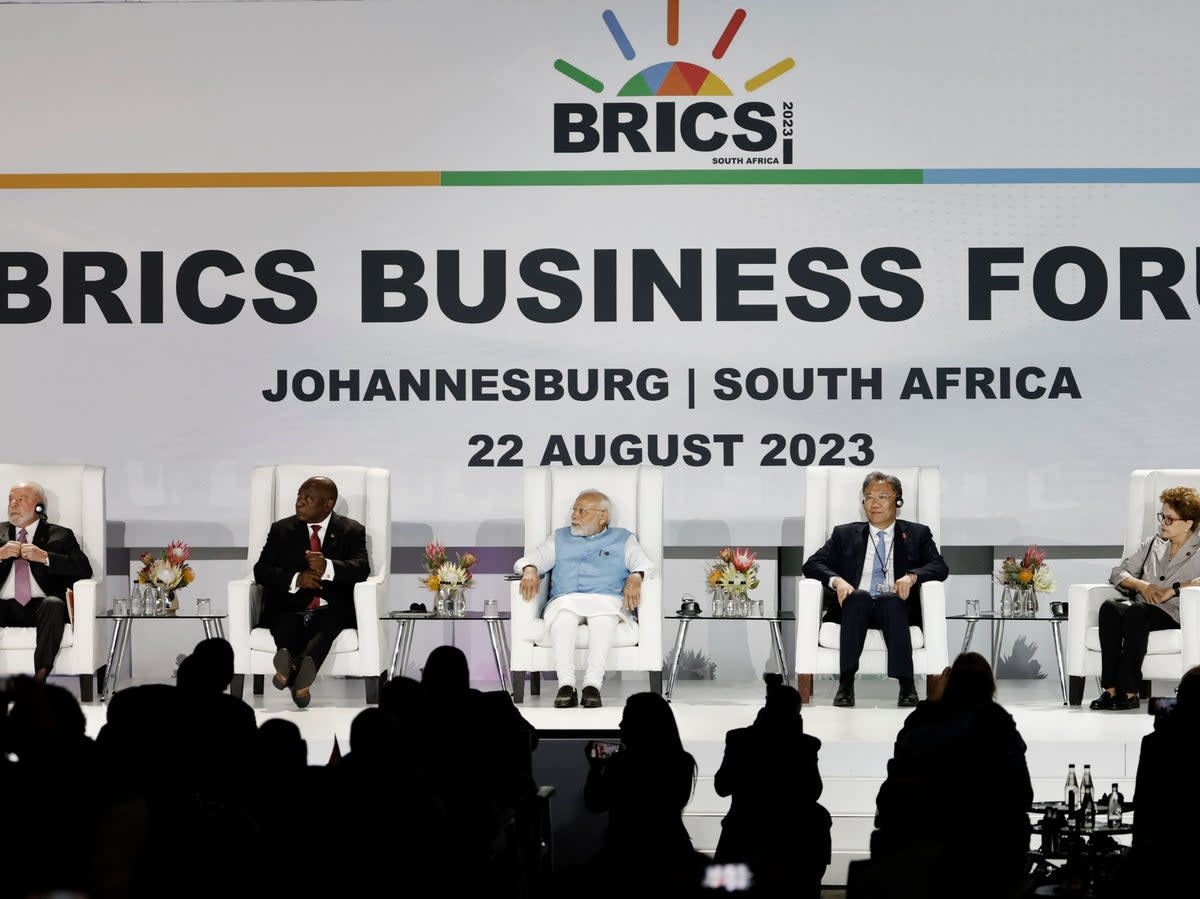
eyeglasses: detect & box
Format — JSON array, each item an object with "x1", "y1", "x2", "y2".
[
  {"x1": 1158, "y1": 512, "x2": 1185, "y2": 525},
  {"x1": 863, "y1": 493, "x2": 896, "y2": 504},
  {"x1": 571, "y1": 506, "x2": 603, "y2": 516}
]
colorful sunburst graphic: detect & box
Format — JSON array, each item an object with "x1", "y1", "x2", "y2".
[{"x1": 554, "y1": 2, "x2": 794, "y2": 96}]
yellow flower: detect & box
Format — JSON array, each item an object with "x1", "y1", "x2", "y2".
[
  {"x1": 707, "y1": 569, "x2": 722, "y2": 587},
  {"x1": 181, "y1": 567, "x2": 195, "y2": 585},
  {"x1": 425, "y1": 574, "x2": 440, "y2": 591},
  {"x1": 1018, "y1": 567, "x2": 1034, "y2": 584}
]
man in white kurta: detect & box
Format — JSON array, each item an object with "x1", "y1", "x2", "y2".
[{"x1": 516, "y1": 490, "x2": 656, "y2": 709}]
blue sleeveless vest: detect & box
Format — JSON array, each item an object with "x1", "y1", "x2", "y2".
[{"x1": 550, "y1": 526, "x2": 632, "y2": 600}]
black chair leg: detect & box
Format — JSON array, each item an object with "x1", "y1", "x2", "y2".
[
  {"x1": 230, "y1": 673, "x2": 245, "y2": 699},
  {"x1": 530, "y1": 671, "x2": 541, "y2": 696},
  {"x1": 511, "y1": 671, "x2": 526, "y2": 703},
  {"x1": 1069, "y1": 675, "x2": 1086, "y2": 706},
  {"x1": 1140, "y1": 679, "x2": 1153, "y2": 699},
  {"x1": 365, "y1": 674, "x2": 381, "y2": 704},
  {"x1": 649, "y1": 670, "x2": 663, "y2": 695},
  {"x1": 78, "y1": 674, "x2": 94, "y2": 703},
  {"x1": 253, "y1": 674, "x2": 265, "y2": 695}
]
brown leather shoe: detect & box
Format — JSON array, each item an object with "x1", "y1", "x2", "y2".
[
  {"x1": 581, "y1": 686, "x2": 602, "y2": 709},
  {"x1": 553, "y1": 686, "x2": 578, "y2": 708},
  {"x1": 291, "y1": 687, "x2": 312, "y2": 709},
  {"x1": 272, "y1": 649, "x2": 293, "y2": 690}
]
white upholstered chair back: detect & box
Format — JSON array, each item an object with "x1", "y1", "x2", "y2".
[{"x1": 804, "y1": 467, "x2": 940, "y2": 552}]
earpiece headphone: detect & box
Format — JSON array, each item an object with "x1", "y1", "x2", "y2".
[{"x1": 34, "y1": 502, "x2": 47, "y2": 521}]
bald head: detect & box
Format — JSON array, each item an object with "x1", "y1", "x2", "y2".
[{"x1": 295, "y1": 477, "x2": 338, "y2": 523}]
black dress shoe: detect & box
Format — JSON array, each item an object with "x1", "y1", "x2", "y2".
[
  {"x1": 1089, "y1": 692, "x2": 1115, "y2": 710},
  {"x1": 833, "y1": 684, "x2": 855, "y2": 707},
  {"x1": 291, "y1": 686, "x2": 312, "y2": 709},
  {"x1": 272, "y1": 649, "x2": 293, "y2": 690},
  {"x1": 554, "y1": 686, "x2": 578, "y2": 708},
  {"x1": 898, "y1": 686, "x2": 919, "y2": 707},
  {"x1": 291, "y1": 656, "x2": 317, "y2": 692},
  {"x1": 1112, "y1": 694, "x2": 1140, "y2": 710},
  {"x1": 581, "y1": 686, "x2": 603, "y2": 709}
]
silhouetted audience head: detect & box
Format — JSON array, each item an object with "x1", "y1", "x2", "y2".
[
  {"x1": 941, "y1": 652, "x2": 996, "y2": 707},
  {"x1": 380, "y1": 675, "x2": 430, "y2": 721},
  {"x1": 762, "y1": 672, "x2": 802, "y2": 716},
  {"x1": 349, "y1": 706, "x2": 402, "y2": 766},
  {"x1": 256, "y1": 718, "x2": 308, "y2": 773},
  {"x1": 422, "y1": 645, "x2": 470, "y2": 700},
  {"x1": 193, "y1": 637, "x2": 234, "y2": 689},
  {"x1": 5, "y1": 679, "x2": 87, "y2": 764},
  {"x1": 620, "y1": 691, "x2": 686, "y2": 755},
  {"x1": 1176, "y1": 665, "x2": 1200, "y2": 711}
]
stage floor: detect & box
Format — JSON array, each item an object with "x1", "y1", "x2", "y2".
[{"x1": 72, "y1": 672, "x2": 1158, "y2": 885}]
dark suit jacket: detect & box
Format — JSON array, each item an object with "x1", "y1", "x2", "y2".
[
  {"x1": 1, "y1": 521, "x2": 93, "y2": 601},
  {"x1": 252, "y1": 511, "x2": 369, "y2": 627},
  {"x1": 801, "y1": 520, "x2": 949, "y2": 627}
]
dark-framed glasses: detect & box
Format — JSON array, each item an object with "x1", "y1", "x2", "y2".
[{"x1": 1157, "y1": 512, "x2": 1183, "y2": 525}]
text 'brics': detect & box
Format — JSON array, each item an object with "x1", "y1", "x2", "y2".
[{"x1": 4, "y1": 247, "x2": 1200, "y2": 324}]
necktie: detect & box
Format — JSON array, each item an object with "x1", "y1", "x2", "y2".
[
  {"x1": 15, "y1": 528, "x2": 33, "y2": 606},
  {"x1": 306, "y1": 524, "x2": 322, "y2": 609},
  {"x1": 871, "y1": 531, "x2": 887, "y2": 596}
]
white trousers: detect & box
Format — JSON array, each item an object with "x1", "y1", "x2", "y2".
[{"x1": 550, "y1": 608, "x2": 618, "y2": 690}]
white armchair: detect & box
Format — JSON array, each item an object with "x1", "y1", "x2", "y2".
[
  {"x1": 227, "y1": 465, "x2": 390, "y2": 703},
  {"x1": 509, "y1": 465, "x2": 664, "y2": 702},
  {"x1": 0, "y1": 463, "x2": 105, "y2": 702},
  {"x1": 1067, "y1": 469, "x2": 1200, "y2": 704},
  {"x1": 794, "y1": 467, "x2": 949, "y2": 703}
]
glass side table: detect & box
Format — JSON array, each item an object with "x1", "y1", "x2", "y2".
[
  {"x1": 947, "y1": 610, "x2": 1068, "y2": 704},
  {"x1": 382, "y1": 610, "x2": 512, "y2": 694},
  {"x1": 663, "y1": 610, "x2": 792, "y2": 700},
  {"x1": 98, "y1": 609, "x2": 227, "y2": 702}
]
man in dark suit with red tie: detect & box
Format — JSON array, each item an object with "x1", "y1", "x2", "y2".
[
  {"x1": 253, "y1": 476, "x2": 369, "y2": 708},
  {"x1": 801, "y1": 472, "x2": 949, "y2": 709},
  {"x1": 0, "y1": 481, "x2": 93, "y2": 683}
]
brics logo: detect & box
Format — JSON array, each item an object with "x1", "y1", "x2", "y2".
[{"x1": 552, "y1": 3, "x2": 796, "y2": 161}]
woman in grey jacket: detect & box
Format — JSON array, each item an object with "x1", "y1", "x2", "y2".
[{"x1": 1091, "y1": 486, "x2": 1200, "y2": 710}]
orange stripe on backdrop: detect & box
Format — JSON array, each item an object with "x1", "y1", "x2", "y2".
[
  {"x1": 667, "y1": 0, "x2": 679, "y2": 45},
  {"x1": 0, "y1": 171, "x2": 442, "y2": 189}
]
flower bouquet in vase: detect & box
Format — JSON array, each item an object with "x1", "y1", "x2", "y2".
[
  {"x1": 705, "y1": 547, "x2": 760, "y2": 617},
  {"x1": 421, "y1": 542, "x2": 477, "y2": 618},
  {"x1": 137, "y1": 541, "x2": 194, "y2": 614},
  {"x1": 995, "y1": 545, "x2": 1055, "y2": 618}
]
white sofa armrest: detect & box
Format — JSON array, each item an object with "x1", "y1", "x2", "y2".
[
  {"x1": 634, "y1": 578, "x2": 663, "y2": 672},
  {"x1": 1181, "y1": 586, "x2": 1200, "y2": 670},
  {"x1": 1066, "y1": 583, "x2": 1120, "y2": 675},
  {"x1": 918, "y1": 580, "x2": 949, "y2": 672},
  {"x1": 70, "y1": 577, "x2": 101, "y2": 671},
  {"x1": 227, "y1": 576, "x2": 260, "y2": 673},
  {"x1": 793, "y1": 578, "x2": 824, "y2": 673},
  {"x1": 353, "y1": 575, "x2": 386, "y2": 675}
]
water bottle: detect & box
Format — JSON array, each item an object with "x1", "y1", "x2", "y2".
[
  {"x1": 1107, "y1": 783, "x2": 1123, "y2": 826},
  {"x1": 130, "y1": 581, "x2": 144, "y2": 616},
  {"x1": 1080, "y1": 765, "x2": 1096, "y2": 827},
  {"x1": 1063, "y1": 763, "x2": 1078, "y2": 810}
]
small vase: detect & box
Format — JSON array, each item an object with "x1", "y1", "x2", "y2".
[
  {"x1": 999, "y1": 586, "x2": 1013, "y2": 618},
  {"x1": 437, "y1": 585, "x2": 466, "y2": 618},
  {"x1": 1018, "y1": 585, "x2": 1038, "y2": 617},
  {"x1": 712, "y1": 589, "x2": 728, "y2": 617}
]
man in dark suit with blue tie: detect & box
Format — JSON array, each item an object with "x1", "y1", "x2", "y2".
[
  {"x1": 253, "y1": 476, "x2": 369, "y2": 708},
  {"x1": 801, "y1": 472, "x2": 949, "y2": 708}
]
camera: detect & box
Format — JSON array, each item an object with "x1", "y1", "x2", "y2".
[{"x1": 1147, "y1": 696, "x2": 1177, "y2": 715}]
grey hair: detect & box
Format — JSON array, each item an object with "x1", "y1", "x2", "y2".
[
  {"x1": 12, "y1": 481, "x2": 46, "y2": 504},
  {"x1": 576, "y1": 490, "x2": 611, "y2": 513},
  {"x1": 861, "y1": 471, "x2": 903, "y2": 500}
]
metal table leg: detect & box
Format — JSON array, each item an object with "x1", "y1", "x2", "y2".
[
  {"x1": 991, "y1": 618, "x2": 1006, "y2": 672},
  {"x1": 1050, "y1": 620, "x2": 1068, "y2": 704},
  {"x1": 399, "y1": 621, "x2": 416, "y2": 678},
  {"x1": 486, "y1": 619, "x2": 512, "y2": 694},
  {"x1": 388, "y1": 620, "x2": 408, "y2": 679},
  {"x1": 104, "y1": 619, "x2": 133, "y2": 701},
  {"x1": 665, "y1": 618, "x2": 691, "y2": 701},
  {"x1": 768, "y1": 621, "x2": 787, "y2": 676},
  {"x1": 961, "y1": 619, "x2": 977, "y2": 656}
]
